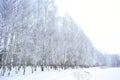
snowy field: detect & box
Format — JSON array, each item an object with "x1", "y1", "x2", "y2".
[{"x1": 1, "y1": 67, "x2": 120, "y2": 80}]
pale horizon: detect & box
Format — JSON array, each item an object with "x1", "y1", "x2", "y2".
[{"x1": 56, "y1": 0, "x2": 120, "y2": 54}]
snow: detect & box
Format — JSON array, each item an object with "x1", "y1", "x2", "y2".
[
  {"x1": 84, "y1": 67, "x2": 120, "y2": 80},
  {"x1": 1, "y1": 67, "x2": 120, "y2": 80}
]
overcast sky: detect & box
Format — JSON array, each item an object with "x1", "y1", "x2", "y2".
[{"x1": 56, "y1": 0, "x2": 120, "y2": 54}]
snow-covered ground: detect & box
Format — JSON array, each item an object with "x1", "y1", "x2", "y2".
[
  {"x1": 1, "y1": 67, "x2": 120, "y2": 80},
  {"x1": 84, "y1": 67, "x2": 120, "y2": 80}
]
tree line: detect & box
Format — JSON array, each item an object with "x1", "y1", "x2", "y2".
[{"x1": 0, "y1": 0, "x2": 119, "y2": 76}]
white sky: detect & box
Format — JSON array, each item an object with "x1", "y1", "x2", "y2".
[{"x1": 56, "y1": 0, "x2": 120, "y2": 54}]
